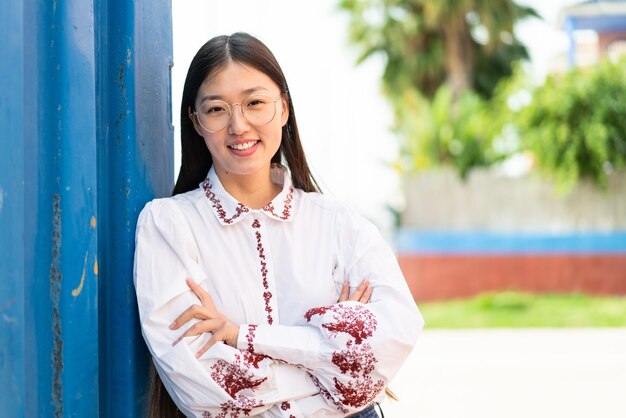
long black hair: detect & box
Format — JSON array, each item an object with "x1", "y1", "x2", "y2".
[
  {"x1": 172, "y1": 32, "x2": 319, "y2": 196},
  {"x1": 150, "y1": 32, "x2": 319, "y2": 417}
]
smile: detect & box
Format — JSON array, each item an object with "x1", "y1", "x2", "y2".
[{"x1": 228, "y1": 140, "x2": 259, "y2": 151}]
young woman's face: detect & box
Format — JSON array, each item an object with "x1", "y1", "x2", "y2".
[{"x1": 191, "y1": 61, "x2": 288, "y2": 181}]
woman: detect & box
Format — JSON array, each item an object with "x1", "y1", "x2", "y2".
[{"x1": 134, "y1": 32, "x2": 423, "y2": 417}]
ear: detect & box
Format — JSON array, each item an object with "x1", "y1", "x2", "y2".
[
  {"x1": 188, "y1": 106, "x2": 204, "y2": 137},
  {"x1": 280, "y1": 95, "x2": 290, "y2": 127}
]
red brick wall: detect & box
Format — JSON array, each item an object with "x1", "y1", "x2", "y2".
[{"x1": 399, "y1": 254, "x2": 626, "y2": 302}]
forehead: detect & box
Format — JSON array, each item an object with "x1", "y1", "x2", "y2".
[{"x1": 198, "y1": 61, "x2": 279, "y2": 99}]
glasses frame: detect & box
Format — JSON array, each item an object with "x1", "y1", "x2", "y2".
[{"x1": 192, "y1": 94, "x2": 282, "y2": 133}]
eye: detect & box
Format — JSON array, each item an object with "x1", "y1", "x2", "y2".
[
  {"x1": 206, "y1": 105, "x2": 226, "y2": 114},
  {"x1": 202, "y1": 100, "x2": 229, "y2": 115},
  {"x1": 245, "y1": 96, "x2": 270, "y2": 108}
]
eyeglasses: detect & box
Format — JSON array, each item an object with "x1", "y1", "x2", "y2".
[{"x1": 192, "y1": 94, "x2": 281, "y2": 133}]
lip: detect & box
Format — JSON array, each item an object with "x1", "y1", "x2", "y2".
[{"x1": 227, "y1": 139, "x2": 260, "y2": 157}]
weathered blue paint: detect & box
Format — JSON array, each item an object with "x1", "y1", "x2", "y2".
[
  {"x1": 96, "y1": 0, "x2": 173, "y2": 416},
  {"x1": 0, "y1": 0, "x2": 173, "y2": 415},
  {"x1": 0, "y1": 2, "x2": 26, "y2": 417}
]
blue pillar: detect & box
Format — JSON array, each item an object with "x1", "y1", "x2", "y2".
[
  {"x1": 565, "y1": 16, "x2": 577, "y2": 69},
  {"x1": 0, "y1": 2, "x2": 26, "y2": 417},
  {"x1": 0, "y1": 0, "x2": 173, "y2": 416},
  {"x1": 96, "y1": 1, "x2": 174, "y2": 416}
]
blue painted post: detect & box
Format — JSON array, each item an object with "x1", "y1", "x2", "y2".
[
  {"x1": 0, "y1": 0, "x2": 173, "y2": 416},
  {"x1": 0, "y1": 2, "x2": 26, "y2": 417},
  {"x1": 96, "y1": 1, "x2": 173, "y2": 416},
  {"x1": 565, "y1": 16, "x2": 577, "y2": 69}
]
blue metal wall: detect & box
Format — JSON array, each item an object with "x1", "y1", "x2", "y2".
[{"x1": 0, "y1": 0, "x2": 173, "y2": 416}]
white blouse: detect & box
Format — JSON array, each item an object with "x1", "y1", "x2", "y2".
[{"x1": 134, "y1": 165, "x2": 424, "y2": 418}]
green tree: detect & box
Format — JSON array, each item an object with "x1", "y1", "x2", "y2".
[
  {"x1": 517, "y1": 59, "x2": 626, "y2": 194},
  {"x1": 339, "y1": 0, "x2": 538, "y2": 100},
  {"x1": 339, "y1": 0, "x2": 538, "y2": 176}
]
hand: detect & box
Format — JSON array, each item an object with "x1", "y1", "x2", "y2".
[
  {"x1": 170, "y1": 278, "x2": 240, "y2": 358},
  {"x1": 338, "y1": 279, "x2": 373, "y2": 304}
]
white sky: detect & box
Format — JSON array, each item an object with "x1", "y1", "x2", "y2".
[{"x1": 171, "y1": 0, "x2": 580, "y2": 234}]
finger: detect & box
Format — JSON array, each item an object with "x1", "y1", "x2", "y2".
[
  {"x1": 338, "y1": 281, "x2": 350, "y2": 302},
  {"x1": 348, "y1": 279, "x2": 369, "y2": 302},
  {"x1": 196, "y1": 333, "x2": 221, "y2": 358},
  {"x1": 186, "y1": 278, "x2": 217, "y2": 310},
  {"x1": 360, "y1": 284, "x2": 374, "y2": 304},
  {"x1": 170, "y1": 304, "x2": 210, "y2": 330},
  {"x1": 173, "y1": 319, "x2": 218, "y2": 346}
]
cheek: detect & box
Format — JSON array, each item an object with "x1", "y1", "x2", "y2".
[{"x1": 201, "y1": 134, "x2": 222, "y2": 154}]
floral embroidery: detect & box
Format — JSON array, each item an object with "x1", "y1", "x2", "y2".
[
  {"x1": 308, "y1": 373, "x2": 349, "y2": 414},
  {"x1": 202, "y1": 396, "x2": 265, "y2": 418},
  {"x1": 305, "y1": 303, "x2": 383, "y2": 411},
  {"x1": 204, "y1": 353, "x2": 267, "y2": 417},
  {"x1": 305, "y1": 304, "x2": 377, "y2": 344},
  {"x1": 254, "y1": 222, "x2": 274, "y2": 325},
  {"x1": 203, "y1": 179, "x2": 249, "y2": 224},
  {"x1": 333, "y1": 376, "x2": 385, "y2": 408},
  {"x1": 243, "y1": 324, "x2": 267, "y2": 368},
  {"x1": 263, "y1": 185, "x2": 294, "y2": 220},
  {"x1": 245, "y1": 324, "x2": 258, "y2": 353},
  {"x1": 210, "y1": 355, "x2": 267, "y2": 398},
  {"x1": 304, "y1": 306, "x2": 331, "y2": 321},
  {"x1": 332, "y1": 341, "x2": 376, "y2": 378},
  {"x1": 280, "y1": 401, "x2": 296, "y2": 418}
]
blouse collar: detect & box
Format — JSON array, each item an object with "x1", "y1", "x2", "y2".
[{"x1": 201, "y1": 164, "x2": 295, "y2": 226}]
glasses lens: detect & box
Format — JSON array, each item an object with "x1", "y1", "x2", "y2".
[
  {"x1": 242, "y1": 95, "x2": 277, "y2": 126},
  {"x1": 197, "y1": 100, "x2": 230, "y2": 132}
]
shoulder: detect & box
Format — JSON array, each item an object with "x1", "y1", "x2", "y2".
[
  {"x1": 137, "y1": 188, "x2": 203, "y2": 228},
  {"x1": 295, "y1": 189, "x2": 376, "y2": 232}
]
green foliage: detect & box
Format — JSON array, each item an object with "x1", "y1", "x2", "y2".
[
  {"x1": 419, "y1": 292, "x2": 626, "y2": 328},
  {"x1": 338, "y1": 0, "x2": 537, "y2": 99},
  {"x1": 517, "y1": 59, "x2": 626, "y2": 194},
  {"x1": 395, "y1": 85, "x2": 506, "y2": 178},
  {"x1": 339, "y1": 0, "x2": 537, "y2": 178}
]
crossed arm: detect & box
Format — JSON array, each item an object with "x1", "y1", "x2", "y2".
[{"x1": 170, "y1": 278, "x2": 373, "y2": 358}]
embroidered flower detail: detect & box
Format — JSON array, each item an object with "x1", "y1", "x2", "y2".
[
  {"x1": 245, "y1": 324, "x2": 258, "y2": 353},
  {"x1": 210, "y1": 355, "x2": 267, "y2": 398},
  {"x1": 305, "y1": 304, "x2": 378, "y2": 344},
  {"x1": 333, "y1": 376, "x2": 385, "y2": 408},
  {"x1": 203, "y1": 179, "x2": 249, "y2": 224},
  {"x1": 263, "y1": 185, "x2": 294, "y2": 220},
  {"x1": 308, "y1": 373, "x2": 349, "y2": 414},
  {"x1": 305, "y1": 304, "x2": 384, "y2": 411},
  {"x1": 279, "y1": 401, "x2": 297, "y2": 417},
  {"x1": 332, "y1": 341, "x2": 377, "y2": 378},
  {"x1": 202, "y1": 395, "x2": 265, "y2": 418},
  {"x1": 254, "y1": 225, "x2": 274, "y2": 325}
]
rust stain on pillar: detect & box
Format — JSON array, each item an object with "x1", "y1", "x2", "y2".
[{"x1": 50, "y1": 193, "x2": 63, "y2": 417}]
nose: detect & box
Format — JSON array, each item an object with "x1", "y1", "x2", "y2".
[{"x1": 228, "y1": 103, "x2": 250, "y2": 135}]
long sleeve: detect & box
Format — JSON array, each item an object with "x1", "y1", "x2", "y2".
[
  {"x1": 237, "y1": 206, "x2": 424, "y2": 414},
  {"x1": 133, "y1": 199, "x2": 318, "y2": 417}
]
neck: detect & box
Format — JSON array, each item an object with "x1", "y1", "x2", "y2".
[{"x1": 215, "y1": 167, "x2": 281, "y2": 209}]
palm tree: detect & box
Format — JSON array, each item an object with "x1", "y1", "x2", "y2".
[{"x1": 339, "y1": 0, "x2": 538, "y2": 101}]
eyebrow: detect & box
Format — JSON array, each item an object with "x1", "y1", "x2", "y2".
[{"x1": 198, "y1": 86, "x2": 270, "y2": 103}]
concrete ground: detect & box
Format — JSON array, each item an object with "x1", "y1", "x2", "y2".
[{"x1": 379, "y1": 329, "x2": 626, "y2": 418}]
